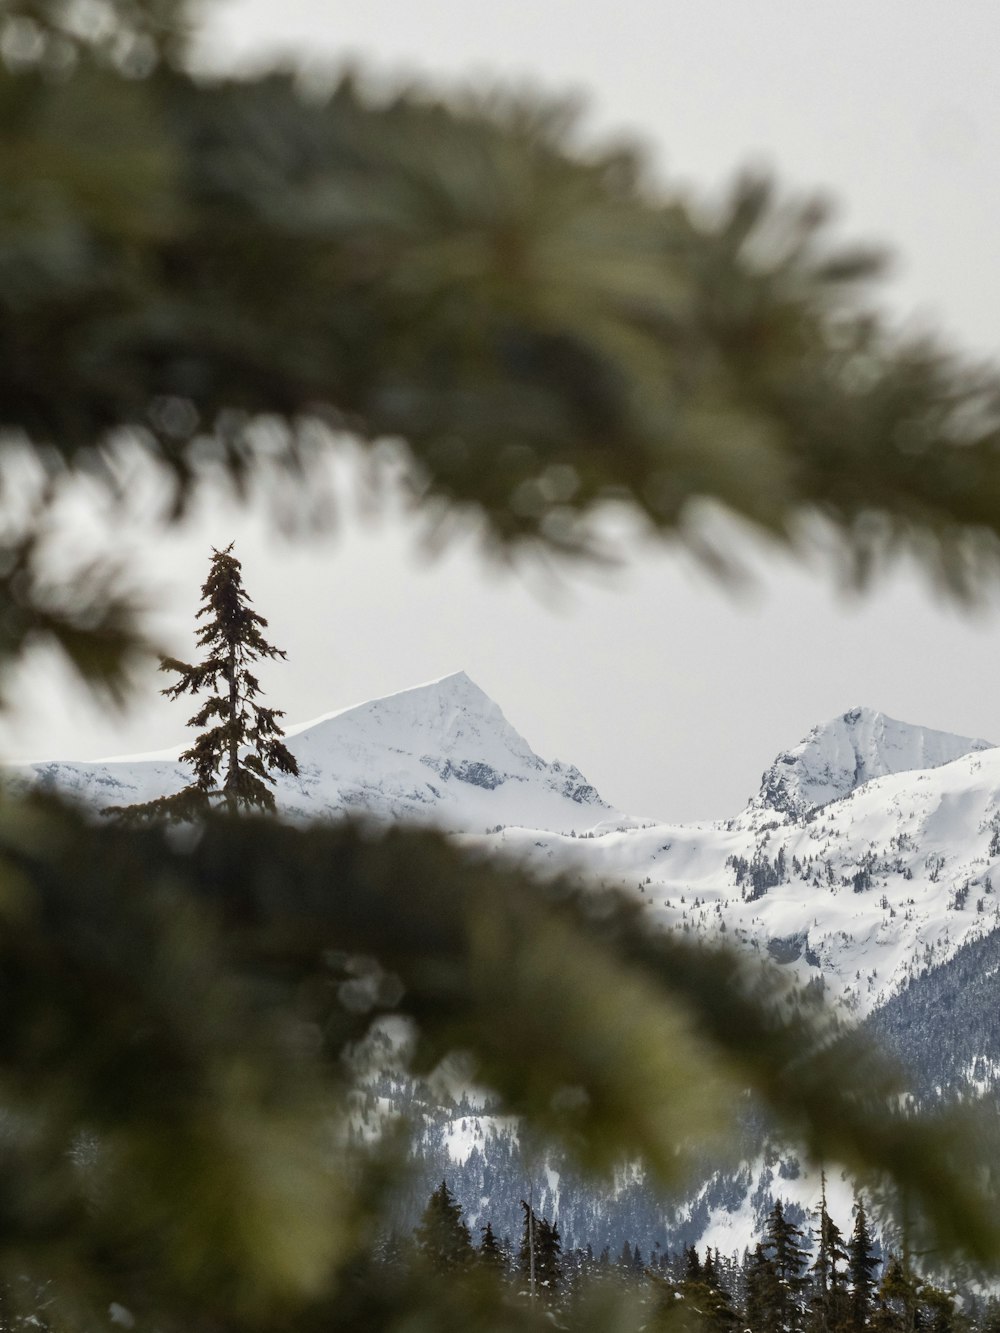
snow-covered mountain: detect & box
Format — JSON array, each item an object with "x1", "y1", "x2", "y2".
[
  {"x1": 13, "y1": 680, "x2": 1000, "y2": 1256},
  {"x1": 489, "y1": 705, "x2": 1000, "y2": 1017},
  {"x1": 752, "y1": 705, "x2": 992, "y2": 818},
  {"x1": 7, "y1": 671, "x2": 617, "y2": 835},
  {"x1": 16, "y1": 677, "x2": 1000, "y2": 1020}
]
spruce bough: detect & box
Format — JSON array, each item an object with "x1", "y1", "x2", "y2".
[{"x1": 4, "y1": 2, "x2": 1000, "y2": 1326}]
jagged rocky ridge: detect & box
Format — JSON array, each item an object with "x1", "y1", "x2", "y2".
[
  {"x1": 14, "y1": 678, "x2": 1000, "y2": 1257},
  {"x1": 752, "y1": 706, "x2": 992, "y2": 818}
]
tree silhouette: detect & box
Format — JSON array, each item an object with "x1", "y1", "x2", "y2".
[
  {"x1": 107, "y1": 544, "x2": 298, "y2": 819},
  {"x1": 414, "y1": 1181, "x2": 473, "y2": 1274},
  {"x1": 849, "y1": 1199, "x2": 881, "y2": 1331}
]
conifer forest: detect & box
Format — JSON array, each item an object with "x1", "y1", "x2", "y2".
[{"x1": 395, "y1": 1177, "x2": 985, "y2": 1333}]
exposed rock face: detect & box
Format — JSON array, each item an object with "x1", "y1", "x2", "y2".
[{"x1": 751, "y1": 706, "x2": 992, "y2": 817}]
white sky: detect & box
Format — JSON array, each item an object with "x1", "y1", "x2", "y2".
[{"x1": 6, "y1": 0, "x2": 1000, "y2": 822}]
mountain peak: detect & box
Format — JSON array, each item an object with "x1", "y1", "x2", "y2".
[
  {"x1": 14, "y1": 672, "x2": 613, "y2": 834},
  {"x1": 752, "y1": 707, "x2": 994, "y2": 817},
  {"x1": 287, "y1": 669, "x2": 610, "y2": 828},
  {"x1": 289, "y1": 671, "x2": 539, "y2": 768}
]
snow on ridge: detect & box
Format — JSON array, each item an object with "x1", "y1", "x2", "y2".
[
  {"x1": 751, "y1": 705, "x2": 994, "y2": 818},
  {"x1": 477, "y1": 736, "x2": 1000, "y2": 1020},
  {"x1": 12, "y1": 678, "x2": 1000, "y2": 1023},
  {"x1": 5, "y1": 670, "x2": 613, "y2": 835},
  {"x1": 285, "y1": 670, "x2": 498, "y2": 742},
  {"x1": 286, "y1": 670, "x2": 543, "y2": 771}
]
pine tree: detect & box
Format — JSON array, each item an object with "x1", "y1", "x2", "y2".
[
  {"x1": 414, "y1": 1181, "x2": 473, "y2": 1275},
  {"x1": 848, "y1": 1199, "x2": 881, "y2": 1331},
  {"x1": 107, "y1": 545, "x2": 299, "y2": 820},
  {"x1": 479, "y1": 1222, "x2": 505, "y2": 1274},
  {"x1": 761, "y1": 1200, "x2": 811, "y2": 1333},
  {"x1": 871, "y1": 1257, "x2": 955, "y2": 1333},
  {"x1": 8, "y1": 4, "x2": 1000, "y2": 1326},
  {"x1": 519, "y1": 1202, "x2": 562, "y2": 1301},
  {"x1": 875, "y1": 1254, "x2": 921, "y2": 1333},
  {"x1": 685, "y1": 1245, "x2": 703, "y2": 1283},
  {"x1": 680, "y1": 1245, "x2": 740, "y2": 1332},
  {"x1": 919, "y1": 1281, "x2": 957, "y2": 1333},
  {"x1": 747, "y1": 1242, "x2": 782, "y2": 1333},
  {"x1": 536, "y1": 1217, "x2": 563, "y2": 1296},
  {"x1": 809, "y1": 1175, "x2": 849, "y2": 1333}
]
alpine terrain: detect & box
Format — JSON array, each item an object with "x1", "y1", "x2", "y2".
[
  {"x1": 10, "y1": 671, "x2": 613, "y2": 834},
  {"x1": 12, "y1": 674, "x2": 1000, "y2": 1257}
]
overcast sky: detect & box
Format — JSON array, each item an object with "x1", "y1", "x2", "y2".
[{"x1": 6, "y1": 1, "x2": 1000, "y2": 823}]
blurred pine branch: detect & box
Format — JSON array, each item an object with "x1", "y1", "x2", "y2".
[{"x1": 0, "y1": 3, "x2": 999, "y2": 1327}]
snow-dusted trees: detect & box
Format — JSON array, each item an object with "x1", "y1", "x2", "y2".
[
  {"x1": 414, "y1": 1181, "x2": 474, "y2": 1274},
  {"x1": 848, "y1": 1200, "x2": 881, "y2": 1331},
  {"x1": 809, "y1": 1176, "x2": 850, "y2": 1333},
  {"x1": 758, "y1": 1200, "x2": 811, "y2": 1333},
  {"x1": 479, "y1": 1222, "x2": 505, "y2": 1271},
  {"x1": 519, "y1": 1201, "x2": 562, "y2": 1302}
]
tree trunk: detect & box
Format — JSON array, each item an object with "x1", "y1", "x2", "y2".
[{"x1": 225, "y1": 639, "x2": 239, "y2": 814}]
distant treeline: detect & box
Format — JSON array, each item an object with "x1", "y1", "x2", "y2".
[{"x1": 381, "y1": 1179, "x2": 986, "y2": 1333}]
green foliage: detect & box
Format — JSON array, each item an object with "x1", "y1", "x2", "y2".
[
  {"x1": 1, "y1": 0, "x2": 194, "y2": 70},
  {"x1": 677, "y1": 1248, "x2": 740, "y2": 1332},
  {"x1": 1, "y1": 1, "x2": 1000, "y2": 1328},
  {"x1": 874, "y1": 1255, "x2": 961, "y2": 1333},
  {"x1": 414, "y1": 1181, "x2": 473, "y2": 1274},
  {"x1": 0, "y1": 797, "x2": 995, "y2": 1329},
  {"x1": 4, "y1": 4, "x2": 1000, "y2": 696}
]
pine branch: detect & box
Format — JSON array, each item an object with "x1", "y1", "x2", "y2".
[
  {"x1": 6, "y1": 62, "x2": 1000, "y2": 595},
  {"x1": 15, "y1": 802, "x2": 1000, "y2": 1302}
]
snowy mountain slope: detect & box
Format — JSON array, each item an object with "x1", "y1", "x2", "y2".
[
  {"x1": 12, "y1": 682, "x2": 1000, "y2": 1018},
  {"x1": 867, "y1": 924, "x2": 1000, "y2": 1101},
  {"x1": 14, "y1": 683, "x2": 1000, "y2": 1257},
  {"x1": 476, "y1": 709, "x2": 1000, "y2": 1017},
  {"x1": 751, "y1": 706, "x2": 992, "y2": 817},
  {"x1": 5, "y1": 672, "x2": 617, "y2": 835}
]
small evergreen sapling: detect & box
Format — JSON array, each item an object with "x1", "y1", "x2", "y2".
[{"x1": 106, "y1": 544, "x2": 298, "y2": 820}]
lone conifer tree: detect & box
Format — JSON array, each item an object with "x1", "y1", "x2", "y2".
[
  {"x1": 107, "y1": 545, "x2": 299, "y2": 820},
  {"x1": 847, "y1": 1198, "x2": 881, "y2": 1331},
  {"x1": 413, "y1": 1181, "x2": 473, "y2": 1274}
]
